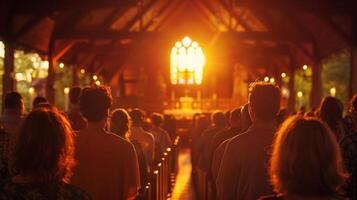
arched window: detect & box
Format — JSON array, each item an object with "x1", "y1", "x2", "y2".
[{"x1": 170, "y1": 36, "x2": 205, "y2": 85}]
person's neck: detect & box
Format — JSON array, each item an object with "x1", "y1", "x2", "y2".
[
  {"x1": 251, "y1": 119, "x2": 276, "y2": 129},
  {"x1": 86, "y1": 121, "x2": 106, "y2": 131}
]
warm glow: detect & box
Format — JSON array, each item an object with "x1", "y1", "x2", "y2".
[
  {"x1": 264, "y1": 76, "x2": 269, "y2": 82},
  {"x1": 302, "y1": 64, "x2": 308, "y2": 70},
  {"x1": 80, "y1": 69, "x2": 85, "y2": 74},
  {"x1": 93, "y1": 75, "x2": 98, "y2": 80},
  {"x1": 28, "y1": 87, "x2": 35, "y2": 94},
  {"x1": 297, "y1": 91, "x2": 303, "y2": 98},
  {"x1": 95, "y1": 80, "x2": 101, "y2": 85},
  {"x1": 330, "y1": 87, "x2": 336, "y2": 97},
  {"x1": 170, "y1": 36, "x2": 205, "y2": 85},
  {"x1": 270, "y1": 78, "x2": 275, "y2": 83},
  {"x1": 64, "y1": 87, "x2": 70, "y2": 94},
  {"x1": 281, "y1": 72, "x2": 286, "y2": 78},
  {"x1": 59, "y1": 63, "x2": 64, "y2": 68}
]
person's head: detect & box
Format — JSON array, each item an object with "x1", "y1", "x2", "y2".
[
  {"x1": 241, "y1": 103, "x2": 252, "y2": 132},
  {"x1": 33, "y1": 96, "x2": 48, "y2": 109},
  {"x1": 69, "y1": 87, "x2": 82, "y2": 105},
  {"x1": 270, "y1": 116, "x2": 347, "y2": 197},
  {"x1": 79, "y1": 86, "x2": 112, "y2": 123},
  {"x1": 4, "y1": 91, "x2": 24, "y2": 113},
  {"x1": 230, "y1": 107, "x2": 241, "y2": 127},
  {"x1": 318, "y1": 96, "x2": 343, "y2": 134},
  {"x1": 248, "y1": 82, "x2": 281, "y2": 122},
  {"x1": 14, "y1": 108, "x2": 75, "y2": 183},
  {"x1": 276, "y1": 108, "x2": 289, "y2": 125},
  {"x1": 211, "y1": 111, "x2": 226, "y2": 127},
  {"x1": 111, "y1": 108, "x2": 130, "y2": 138},
  {"x1": 151, "y1": 113, "x2": 164, "y2": 128},
  {"x1": 130, "y1": 109, "x2": 144, "y2": 127}
]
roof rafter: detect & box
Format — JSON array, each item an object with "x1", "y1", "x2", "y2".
[
  {"x1": 123, "y1": 0, "x2": 159, "y2": 31},
  {"x1": 217, "y1": 0, "x2": 252, "y2": 31}
]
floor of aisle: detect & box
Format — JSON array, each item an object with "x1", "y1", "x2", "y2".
[{"x1": 171, "y1": 148, "x2": 196, "y2": 200}]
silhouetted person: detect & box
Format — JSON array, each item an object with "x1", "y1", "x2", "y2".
[
  {"x1": 197, "y1": 111, "x2": 226, "y2": 172},
  {"x1": 150, "y1": 113, "x2": 172, "y2": 152},
  {"x1": 111, "y1": 108, "x2": 149, "y2": 185},
  {"x1": 67, "y1": 87, "x2": 87, "y2": 131},
  {"x1": 0, "y1": 92, "x2": 26, "y2": 177},
  {"x1": 211, "y1": 104, "x2": 252, "y2": 181},
  {"x1": 345, "y1": 94, "x2": 357, "y2": 131},
  {"x1": 72, "y1": 86, "x2": 140, "y2": 200},
  {"x1": 0, "y1": 108, "x2": 91, "y2": 199},
  {"x1": 259, "y1": 116, "x2": 348, "y2": 200},
  {"x1": 217, "y1": 82, "x2": 280, "y2": 200},
  {"x1": 32, "y1": 96, "x2": 48, "y2": 109},
  {"x1": 129, "y1": 109, "x2": 155, "y2": 167},
  {"x1": 318, "y1": 96, "x2": 347, "y2": 142}
]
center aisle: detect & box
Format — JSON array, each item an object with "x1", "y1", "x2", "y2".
[{"x1": 171, "y1": 148, "x2": 196, "y2": 200}]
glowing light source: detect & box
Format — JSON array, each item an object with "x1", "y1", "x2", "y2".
[
  {"x1": 28, "y1": 87, "x2": 35, "y2": 94},
  {"x1": 95, "y1": 80, "x2": 101, "y2": 85},
  {"x1": 170, "y1": 36, "x2": 205, "y2": 85},
  {"x1": 297, "y1": 91, "x2": 303, "y2": 98},
  {"x1": 80, "y1": 69, "x2": 85, "y2": 74},
  {"x1": 64, "y1": 87, "x2": 70, "y2": 94},
  {"x1": 270, "y1": 78, "x2": 275, "y2": 83},
  {"x1": 302, "y1": 64, "x2": 308, "y2": 70},
  {"x1": 281, "y1": 72, "x2": 286, "y2": 78},
  {"x1": 59, "y1": 63, "x2": 64, "y2": 68},
  {"x1": 264, "y1": 76, "x2": 269, "y2": 82},
  {"x1": 15, "y1": 73, "x2": 24, "y2": 81},
  {"x1": 330, "y1": 87, "x2": 336, "y2": 97},
  {"x1": 93, "y1": 75, "x2": 98, "y2": 81}
]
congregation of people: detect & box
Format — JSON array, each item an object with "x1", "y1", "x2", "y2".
[
  {"x1": 191, "y1": 82, "x2": 357, "y2": 200},
  {"x1": 0, "y1": 86, "x2": 174, "y2": 199},
  {"x1": 0, "y1": 81, "x2": 356, "y2": 200}
]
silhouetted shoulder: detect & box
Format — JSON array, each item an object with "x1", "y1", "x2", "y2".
[{"x1": 258, "y1": 194, "x2": 284, "y2": 200}]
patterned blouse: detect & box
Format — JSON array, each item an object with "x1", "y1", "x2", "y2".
[{"x1": 0, "y1": 180, "x2": 92, "y2": 200}]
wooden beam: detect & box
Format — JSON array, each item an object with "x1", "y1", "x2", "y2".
[
  {"x1": 199, "y1": 0, "x2": 233, "y2": 31},
  {"x1": 13, "y1": 0, "x2": 138, "y2": 14},
  {"x1": 143, "y1": 0, "x2": 174, "y2": 31},
  {"x1": 56, "y1": 30, "x2": 312, "y2": 42},
  {"x1": 217, "y1": 0, "x2": 252, "y2": 31},
  {"x1": 53, "y1": 41, "x2": 75, "y2": 61},
  {"x1": 14, "y1": 14, "x2": 46, "y2": 39},
  {"x1": 123, "y1": 0, "x2": 158, "y2": 31}
]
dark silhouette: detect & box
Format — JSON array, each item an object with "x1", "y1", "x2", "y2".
[
  {"x1": 260, "y1": 116, "x2": 347, "y2": 200},
  {"x1": 217, "y1": 82, "x2": 281, "y2": 200},
  {"x1": 67, "y1": 87, "x2": 87, "y2": 131},
  {"x1": 32, "y1": 96, "x2": 48, "y2": 108},
  {"x1": 0, "y1": 108, "x2": 91, "y2": 199}
]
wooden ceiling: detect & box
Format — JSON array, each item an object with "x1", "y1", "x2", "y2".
[{"x1": 0, "y1": 0, "x2": 355, "y2": 80}]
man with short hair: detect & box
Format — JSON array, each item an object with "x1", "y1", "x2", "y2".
[
  {"x1": 72, "y1": 86, "x2": 140, "y2": 200},
  {"x1": 150, "y1": 113, "x2": 172, "y2": 152},
  {"x1": 129, "y1": 109, "x2": 155, "y2": 167},
  {"x1": 217, "y1": 82, "x2": 281, "y2": 200}
]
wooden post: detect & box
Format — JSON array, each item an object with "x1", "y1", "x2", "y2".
[
  {"x1": 350, "y1": 15, "x2": 357, "y2": 98},
  {"x1": 2, "y1": 39, "x2": 15, "y2": 109},
  {"x1": 46, "y1": 39, "x2": 56, "y2": 104}
]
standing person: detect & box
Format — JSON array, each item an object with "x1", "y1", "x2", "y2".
[
  {"x1": 32, "y1": 96, "x2": 48, "y2": 109},
  {"x1": 259, "y1": 116, "x2": 348, "y2": 200},
  {"x1": 217, "y1": 82, "x2": 280, "y2": 200},
  {"x1": 318, "y1": 96, "x2": 348, "y2": 142},
  {"x1": 0, "y1": 92, "x2": 26, "y2": 177},
  {"x1": 111, "y1": 108, "x2": 149, "y2": 185},
  {"x1": 129, "y1": 109, "x2": 155, "y2": 167},
  {"x1": 72, "y1": 86, "x2": 140, "y2": 200},
  {"x1": 197, "y1": 111, "x2": 227, "y2": 172},
  {"x1": 150, "y1": 113, "x2": 172, "y2": 152},
  {"x1": 0, "y1": 108, "x2": 91, "y2": 199},
  {"x1": 67, "y1": 87, "x2": 87, "y2": 131}
]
